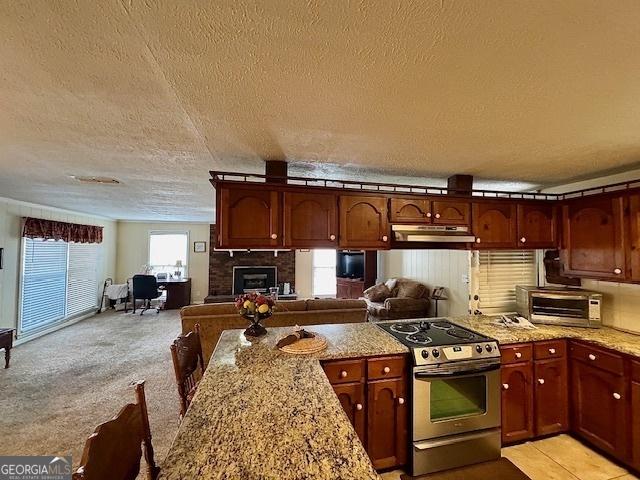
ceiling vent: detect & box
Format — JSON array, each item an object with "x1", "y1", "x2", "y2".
[{"x1": 70, "y1": 175, "x2": 121, "y2": 185}]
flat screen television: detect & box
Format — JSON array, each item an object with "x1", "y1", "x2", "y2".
[{"x1": 337, "y1": 251, "x2": 364, "y2": 279}]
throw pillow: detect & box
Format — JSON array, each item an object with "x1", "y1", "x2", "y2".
[
  {"x1": 364, "y1": 283, "x2": 392, "y2": 302},
  {"x1": 397, "y1": 281, "x2": 426, "y2": 299},
  {"x1": 385, "y1": 278, "x2": 398, "y2": 291}
]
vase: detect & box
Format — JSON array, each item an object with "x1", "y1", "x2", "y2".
[{"x1": 243, "y1": 312, "x2": 271, "y2": 337}]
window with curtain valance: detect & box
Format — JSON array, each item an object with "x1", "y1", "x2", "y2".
[{"x1": 22, "y1": 217, "x2": 103, "y2": 244}]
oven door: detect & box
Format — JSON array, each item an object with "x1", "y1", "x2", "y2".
[{"x1": 413, "y1": 360, "x2": 501, "y2": 441}]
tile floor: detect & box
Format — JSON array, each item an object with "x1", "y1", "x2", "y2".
[{"x1": 381, "y1": 435, "x2": 638, "y2": 479}]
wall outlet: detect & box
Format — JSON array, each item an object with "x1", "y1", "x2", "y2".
[{"x1": 461, "y1": 274, "x2": 470, "y2": 284}]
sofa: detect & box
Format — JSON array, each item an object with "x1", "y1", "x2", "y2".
[
  {"x1": 181, "y1": 298, "x2": 367, "y2": 363},
  {"x1": 364, "y1": 278, "x2": 430, "y2": 321}
]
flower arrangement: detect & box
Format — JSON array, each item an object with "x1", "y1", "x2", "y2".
[{"x1": 235, "y1": 292, "x2": 276, "y2": 337}]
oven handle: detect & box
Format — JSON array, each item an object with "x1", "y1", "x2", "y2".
[{"x1": 414, "y1": 363, "x2": 501, "y2": 378}]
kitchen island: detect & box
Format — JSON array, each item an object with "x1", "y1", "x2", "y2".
[{"x1": 158, "y1": 322, "x2": 407, "y2": 480}]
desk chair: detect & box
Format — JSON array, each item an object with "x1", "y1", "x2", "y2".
[
  {"x1": 132, "y1": 275, "x2": 165, "y2": 315},
  {"x1": 73, "y1": 381, "x2": 159, "y2": 480}
]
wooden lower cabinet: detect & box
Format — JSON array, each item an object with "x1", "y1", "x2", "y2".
[
  {"x1": 333, "y1": 382, "x2": 366, "y2": 444},
  {"x1": 322, "y1": 355, "x2": 408, "y2": 471},
  {"x1": 336, "y1": 277, "x2": 365, "y2": 299},
  {"x1": 501, "y1": 362, "x2": 534, "y2": 443},
  {"x1": 367, "y1": 377, "x2": 408, "y2": 469},
  {"x1": 534, "y1": 358, "x2": 569, "y2": 436},
  {"x1": 571, "y1": 354, "x2": 630, "y2": 460}
]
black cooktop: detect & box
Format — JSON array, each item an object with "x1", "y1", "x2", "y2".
[{"x1": 377, "y1": 318, "x2": 494, "y2": 347}]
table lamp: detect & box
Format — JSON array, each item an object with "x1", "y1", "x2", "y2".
[{"x1": 174, "y1": 260, "x2": 183, "y2": 278}]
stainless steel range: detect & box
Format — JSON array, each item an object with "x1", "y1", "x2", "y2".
[{"x1": 377, "y1": 318, "x2": 502, "y2": 476}]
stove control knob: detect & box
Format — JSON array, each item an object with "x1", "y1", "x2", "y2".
[
  {"x1": 421, "y1": 349, "x2": 429, "y2": 359},
  {"x1": 432, "y1": 349, "x2": 440, "y2": 358},
  {"x1": 476, "y1": 345, "x2": 483, "y2": 354},
  {"x1": 485, "y1": 345, "x2": 493, "y2": 353}
]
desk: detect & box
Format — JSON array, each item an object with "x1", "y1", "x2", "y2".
[{"x1": 157, "y1": 278, "x2": 192, "y2": 310}]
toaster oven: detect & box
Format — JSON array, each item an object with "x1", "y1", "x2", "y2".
[{"x1": 515, "y1": 286, "x2": 602, "y2": 328}]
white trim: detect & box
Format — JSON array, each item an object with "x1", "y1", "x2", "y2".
[{"x1": 118, "y1": 219, "x2": 212, "y2": 225}]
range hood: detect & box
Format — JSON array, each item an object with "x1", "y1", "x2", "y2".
[{"x1": 392, "y1": 224, "x2": 476, "y2": 243}]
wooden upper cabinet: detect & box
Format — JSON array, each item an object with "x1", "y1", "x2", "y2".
[
  {"x1": 431, "y1": 199, "x2": 470, "y2": 225},
  {"x1": 339, "y1": 196, "x2": 390, "y2": 249},
  {"x1": 561, "y1": 196, "x2": 626, "y2": 279},
  {"x1": 629, "y1": 194, "x2": 640, "y2": 282},
  {"x1": 472, "y1": 202, "x2": 517, "y2": 248},
  {"x1": 517, "y1": 203, "x2": 557, "y2": 249},
  {"x1": 217, "y1": 185, "x2": 281, "y2": 248},
  {"x1": 390, "y1": 198, "x2": 430, "y2": 223},
  {"x1": 283, "y1": 191, "x2": 338, "y2": 248}
]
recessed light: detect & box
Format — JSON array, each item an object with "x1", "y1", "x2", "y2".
[{"x1": 70, "y1": 175, "x2": 121, "y2": 185}]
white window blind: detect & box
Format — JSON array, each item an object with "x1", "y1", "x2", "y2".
[
  {"x1": 313, "y1": 249, "x2": 337, "y2": 296},
  {"x1": 21, "y1": 239, "x2": 68, "y2": 333},
  {"x1": 478, "y1": 250, "x2": 537, "y2": 313},
  {"x1": 67, "y1": 242, "x2": 99, "y2": 317},
  {"x1": 21, "y1": 238, "x2": 100, "y2": 335}
]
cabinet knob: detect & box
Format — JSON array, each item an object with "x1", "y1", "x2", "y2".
[
  {"x1": 383, "y1": 366, "x2": 391, "y2": 374},
  {"x1": 549, "y1": 348, "x2": 556, "y2": 354},
  {"x1": 613, "y1": 392, "x2": 622, "y2": 400},
  {"x1": 588, "y1": 354, "x2": 596, "y2": 361},
  {"x1": 356, "y1": 403, "x2": 363, "y2": 411},
  {"x1": 398, "y1": 397, "x2": 405, "y2": 405},
  {"x1": 382, "y1": 235, "x2": 388, "y2": 242},
  {"x1": 340, "y1": 370, "x2": 348, "y2": 378},
  {"x1": 614, "y1": 268, "x2": 622, "y2": 275},
  {"x1": 271, "y1": 233, "x2": 278, "y2": 240},
  {"x1": 435, "y1": 213, "x2": 441, "y2": 219},
  {"x1": 520, "y1": 237, "x2": 526, "y2": 243},
  {"x1": 515, "y1": 352, "x2": 522, "y2": 359},
  {"x1": 426, "y1": 212, "x2": 432, "y2": 218},
  {"x1": 476, "y1": 238, "x2": 481, "y2": 244},
  {"x1": 538, "y1": 378, "x2": 545, "y2": 385},
  {"x1": 502, "y1": 383, "x2": 509, "y2": 390},
  {"x1": 329, "y1": 234, "x2": 336, "y2": 241}
]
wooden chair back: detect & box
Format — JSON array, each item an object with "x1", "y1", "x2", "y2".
[
  {"x1": 170, "y1": 323, "x2": 205, "y2": 417},
  {"x1": 73, "y1": 381, "x2": 159, "y2": 480}
]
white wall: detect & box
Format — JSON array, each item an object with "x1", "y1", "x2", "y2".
[
  {"x1": 115, "y1": 222, "x2": 210, "y2": 303},
  {"x1": 0, "y1": 197, "x2": 117, "y2": 333},
  {"x1": 294, "y1": 250, "x2": 314, "y2": 298},
  {"x1": 378, "y1": 249, "x2": 471, "y2": 317}
]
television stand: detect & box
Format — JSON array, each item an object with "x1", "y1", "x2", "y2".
[{"x1": 336, "y1": 277, "x2": 364, "y2": 299}]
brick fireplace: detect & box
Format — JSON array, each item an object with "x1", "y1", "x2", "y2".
[{"x1": 208, "y1": 225, "x2": 295, "y2": 297}]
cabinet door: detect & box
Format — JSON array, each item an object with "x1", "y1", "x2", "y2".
[
  {"x1": 633, "y1": 380, "x2": 640, "y2": 471},
  {"x1": 339, "y1": 196, "x2": 390, "y2": 249},
  {"x1": 534, "y1": 358, "x2": 569, "y2": 436},
  {"x1": 501, "y1": 362, "x2": 534, "y2": 444},
  {"x1": 517, "y1": 203, "x2": 557, "y2": 249},
  {"x1": 332, "y1": 382, "x2": 366, "y2": 445},
  {"x1": 629, "y1": 195, "x2": 640, "y2": 282},
  {"x1": 336, "y1": 279, "x2": 350, "y2": 299},
  {"x1": 283, "y1": 191, "x2": 338, "y2": 248},
  {"x1": 472, "y1": 202, "x2": 517, "y2": 248},
  {"x1": 218, "y1": 186, "x2": 280, "y2": 248},
  {"x1": 367, "y1": 378, "x2": 408, "y2": 469},
  {"x1": 561, "y1": 196, "x2": 626, "y2": 279},
  {"x1": 390, "y1": 198, "x2": 431, "y2": 223},
  {"x1": 432, "y1": 200, "x2": 471, "y2": 226},
  {"x1": 571, "y1": 360, "x2": 629, "y2": 459}
]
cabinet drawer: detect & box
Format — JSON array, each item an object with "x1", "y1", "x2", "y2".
[
  {"x1": 534, "y1": 340, "x2": 566, "y2": 360},
  {"x1": 570, "y1": 341, "x2": 625, "y2": 376},
  {"x1": 322, "y1": 359, "x2": 365, "y2": 385},
  {"x1": 367, "y1": 356, "x2": 406, "y2": 380},
  {"x1": 632, "y1": 360, "x2": 640, "y2": 383},
  {"x1": 500, "y1": 343, "x2": 533, "y2": 364}
]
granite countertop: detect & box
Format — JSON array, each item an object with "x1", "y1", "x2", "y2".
[
  {"x1": 450, "y1": 315, "x2": 640, "y2": 357},
  {"x1": 158, "y1": 322, "x2": 408, "y2": 480}
]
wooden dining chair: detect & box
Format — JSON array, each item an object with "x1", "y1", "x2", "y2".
[
  {"x1": 170, "y1": 323, "x2": 205, "y2": 417},
  {"x1": 73, "y1": 381, "x2": 159, "y2": 480}
]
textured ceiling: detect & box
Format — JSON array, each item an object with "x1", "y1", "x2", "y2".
[{"x1": 1, "y1": 1, "x2": 640, "y2": 221}]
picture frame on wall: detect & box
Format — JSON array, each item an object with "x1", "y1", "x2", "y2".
[
  {"x1": 194, "y1": 241, "x2": 207, "y2": 253},
  {"x1": 0, "y1": 248, "x2": 3, "y2": 269}
]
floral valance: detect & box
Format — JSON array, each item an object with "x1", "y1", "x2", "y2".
[{"x1": 22, "y1": 217, "x2": 104, "y2": 244}]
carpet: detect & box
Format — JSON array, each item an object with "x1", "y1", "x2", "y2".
[
  {"x1": 0, "y1": 310, "x2": 182, "y2": 470},
  {"x1": 400, "y1": 458, "x2": 530, "y2": 480}
]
